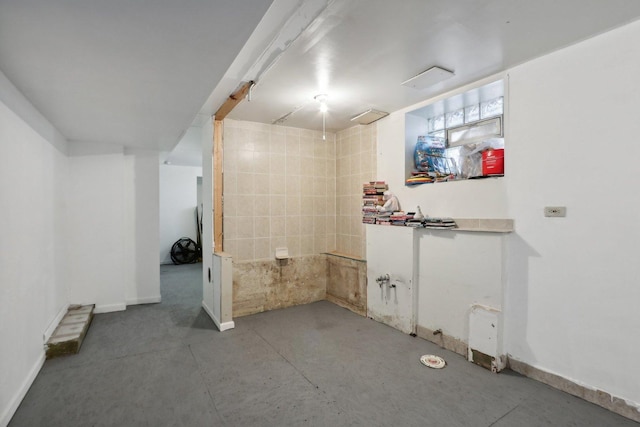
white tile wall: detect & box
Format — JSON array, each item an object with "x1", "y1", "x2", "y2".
[
  {"x1": 335, "y1": 124, "x2": 377, "y2": 258},
  {"x1": 223, "y1": 119, "x2": 338, "y2": 261}
]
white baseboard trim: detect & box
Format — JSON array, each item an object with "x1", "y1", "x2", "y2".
[
  {"x1": 126, "y1": 295, "x2": 161, "y2": 306},
  {"x1": 0, "y1": 352, "x2": 45, "y2": 427},
  {"x1": 219, "y1": 320, "x2": 235, "y2": 331},
  {"x1": 94, "y1": 302, "x2": 127, "y2": 314},
  {"x1": 201, "y1": 300, "x2": 234, "y2": 332},
  {"x1": 43, "y1": 303, "x2": 69, "y2": 344},
  {"x1": 201, "y1": 300, "x2": 220, "y2": 329}
]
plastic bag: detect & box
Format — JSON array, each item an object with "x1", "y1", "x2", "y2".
[
  {"x1": 414, "y1": 136, "x2": 447, "y2": 174},
  {"x1": 459, "y1": 138, "x2": 503, "y2": 178}
]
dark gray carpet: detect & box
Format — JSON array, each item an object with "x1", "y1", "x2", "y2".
[{"x1": 9, "y1": 263, "x2": 638, "y2": 426}]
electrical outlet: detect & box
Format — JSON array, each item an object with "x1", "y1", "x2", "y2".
[{"x1": 544, "y1": 206, "x2": 566, "y2": 217}]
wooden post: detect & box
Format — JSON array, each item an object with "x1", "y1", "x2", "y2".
[
  {"x1": 212, "y1": 81, "x2": 253, "y2": 253},
  {"x1": 213, "y1": 119, "x2": 224, "y2": 253}
]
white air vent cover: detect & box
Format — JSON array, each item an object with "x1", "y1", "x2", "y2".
[
  {"x1": 402, "y1": 66, "x2": 454, "y2": 90},
  {"x1": 350, "y1": 109, "x2": 389, "y2": 125}
]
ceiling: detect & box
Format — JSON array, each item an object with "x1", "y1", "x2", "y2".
[
  {"x1": 228, "y1": 0, "x2": 640, "y2": 132},
  {"x1": 0, "y1": 0, "x2": 273, "y2": 151},
  {"x1": 2, "y1": 0, "x2": 640, "y2": 159}
]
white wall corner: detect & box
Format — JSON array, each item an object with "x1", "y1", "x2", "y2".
[
  {"x1": 0, "y1": 70, "x2": 68, "y2": 155},
  {"x1": 42, "y1": 303, "x2": 70, "y2": 344}
]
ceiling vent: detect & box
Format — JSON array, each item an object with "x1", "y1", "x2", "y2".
[
  {"x1": 350, "y1": 109, "x2": 389, "y2": 125},
  {"x1": 401, "y1": 66, "x2": 454, "y2": 90}
]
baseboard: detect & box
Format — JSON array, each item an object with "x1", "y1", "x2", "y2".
[
  {"x1": 218, "y1": 321, "x2": 235, "y2": 331},
  {"x1": 201, "y1": 300, "x2": 235, "y2": 332},
  {"x1": 43, "y1": 303, "x2": 69, "y2": 344},
  {"x1": 508, "y1": 358, "x2": 640, "y2": 423},
  {"x1": 415, "y1": 325, "x2": 640, "y2": 421},
  {"x1": 0, "y1": 352, "x2": 45, "y2": 427},
  {"x1": 126, "y1": 295, "x2": 161, "y2": 306},
  {"x1": 93, "y1": 302, "x2": 126, "y2": 314}
]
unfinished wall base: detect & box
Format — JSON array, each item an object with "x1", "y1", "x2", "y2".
[
  {"x1": 508, "y1": 358, "x2": 640, "y2": 423},
  {"x1": 418, "y1": 326, "x2": 639, "y2": 421},
  {"x1": 232, "y1": 255, "x2": 327, "y2": 318},
  {"x1": 416, "y1": 325, "x2": 468, "y2": 358},
  {"x1": 325, "y1": 252, "x2": 367, "y2": 317}
]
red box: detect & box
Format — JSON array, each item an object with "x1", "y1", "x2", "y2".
[{"x1": 482, "y1": 149, "x2": 504, "y2": 175}]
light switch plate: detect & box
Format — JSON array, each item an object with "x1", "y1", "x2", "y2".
[{"x1": 544, "y1": 206, "x2": 566, "y2": 217}]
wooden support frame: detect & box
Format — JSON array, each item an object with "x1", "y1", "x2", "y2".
[
  {"x1": 212, "y1": 81, "x2": 254, "y2": 252},
  {"x1": 215, "y1": 81, "x2": 253, "y2": 121},
  {"x1": 213, "y1": 119, "x2": 224, "y2": 252}
]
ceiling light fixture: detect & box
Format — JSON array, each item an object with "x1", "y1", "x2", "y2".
[
  {"x1": 401, "y1": 66, "x2": 455, "y2": 90},
  {"x1": 314, "y1": 94, "x2": 328, "y2": 140}
]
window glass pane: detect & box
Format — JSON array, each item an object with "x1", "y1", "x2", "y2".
[
  {"x1": 428, "y1": 114, "x2": 445, "y2": 131},
  {"x1": 480, "y1": 96, "x2": 503, "y2": 119},
  {"x1": 447, "y1": 117, "x2": 502, "y2": 147},
  {"x1": 446, "y1": 109, "x2": 464, "y2": 128},
  {"x1": 428, "y1": 130, "x2": 445, "y2": 139},
  {"x1": 464, "y1": 104, "x2": 480, "y2": 123}
]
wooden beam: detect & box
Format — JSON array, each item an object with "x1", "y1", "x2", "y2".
[
  {"x1": 213, "y1": 119, "x2": 224, "y2": 252},
  {"x1": 214, "y1": 81, "x2": 253, "y2": 121},
  {"x1": 212, "y1": 81, "x2": 253, "y2": 253}
]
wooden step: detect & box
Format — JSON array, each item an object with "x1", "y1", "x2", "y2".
[{"x1": 45, "y1": 304, "x2": 95, "y2": 359}]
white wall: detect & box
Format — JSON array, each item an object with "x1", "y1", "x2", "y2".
[
  {"x1": 124, "y1": 150, "x2": 161, "y2": 305},
  {"x1": 366, "y1": 225, "x2": 415, "y2": 333},
  {"x1": 66, "y1": 145, "x2": 127, "y2": 313},
  {"x1": 0, "y1": 71, "x2": 160, "y2": 426},
  {"x1": 0, "y1": 97, "x2": 68, "y2": 425},
  {"x1": 417, "y1": 230, "x2": 505, "y2": 348},
  {"x1": 201, "y1": 120, "x2": 216, "y2": 323},
  {"x1": 375, "y1": 75, "x2": 511, "y2": 363},
  {"x1": 65, "y1": 143, "x2": 161, "y2": 312},
  {"x1": 159, "y1": 164, "x2": 202, "y2": 264},
  {"x1": 374, "y1": 19, "x2": 640, "y2": 410},
  {"x1": 504, "y1": 20, "x2": 640, "y2": 407}
]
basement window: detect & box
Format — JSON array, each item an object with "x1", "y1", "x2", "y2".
[{"x1": 405, "y1": 80, "x2": 505, "y2": 184}]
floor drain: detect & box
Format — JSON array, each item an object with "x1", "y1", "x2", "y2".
[{"x1": 420, "y1": 354, "x2": 446, "y2": 369}]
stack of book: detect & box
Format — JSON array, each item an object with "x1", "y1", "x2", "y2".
[
  {"x1": 405, "y1": 171, "x2": 434, "y2": 185},
  {"x1": 362, "y1": 181, "x2": 388, "y2": 224},
  {"x1": 390, "y1": 211, "x2": 412, "y2": 226},
  {"x1": 423, "y1": 217, "x2": 457, "y2": 229},
  {"x1": 376, "y1": 211, "x2": 391, "y2": 225},
  {"x1": 405, "y1": 215, "x2": 425, "y2": 228}
]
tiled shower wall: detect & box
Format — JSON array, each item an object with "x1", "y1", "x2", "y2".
[
  {"x1": 222, "y1": 119, "x2": 337, "y2": 261},
  {"x1": 336, "y1": 125, "x2": 377, "y2": 259}
]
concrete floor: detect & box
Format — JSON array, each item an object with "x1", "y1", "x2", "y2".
[{"x1": 9, "y1": 263, "x2": 638, "y2": 426}]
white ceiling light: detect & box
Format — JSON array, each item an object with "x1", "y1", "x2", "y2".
[
  {"x1": 350, "y1": 109, "x2": 389, "y2": 125},
  {"x1": 402, "y1": 66, "x2": 455, "y2": 90}
]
